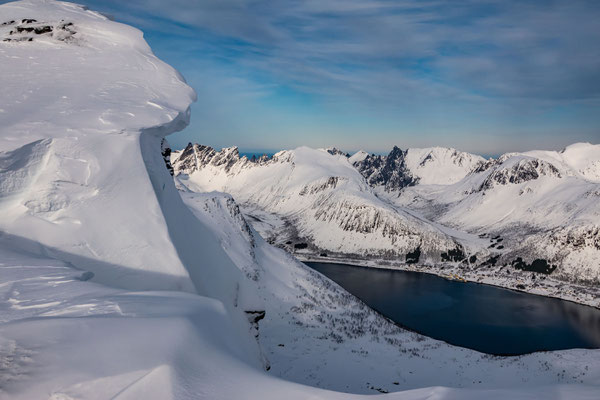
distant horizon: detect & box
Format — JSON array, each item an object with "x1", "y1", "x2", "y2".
[{"x1": 174, "y1": 140, "x2": 599, "y2": 161}]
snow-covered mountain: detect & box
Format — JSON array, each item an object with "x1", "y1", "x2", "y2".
[
  {"x1": 173, "y1": 141, "x2": 600, "y2": 292},
  {"x1": 352, "y1": 146, "x2": 485, "y2": 190},
  {"x1": 392, "y1": 142, "x2": 600, "y2": 284},
  {"x1": 172, "y1": 143, "x2": 463, "y2": 261},
  {"x1": 2, "y1": 1, "x2": 600, "y2": 399}
]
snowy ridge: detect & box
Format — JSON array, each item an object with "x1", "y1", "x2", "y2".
[
  {"x1": 404, "y1": 147, "x2": 486, "y2": 185},
  {"x1": 394, "y1": 142, "x2": 600, "y2": 284},
  {"x1": 175, "y1": 140, "x2": 600, "y2": 289},
  {"x1": 173, "y1": 143, "x2": 461, "y2": 260},
  {"x1": 0, "y1": 1, "x2": 264, "y2": 397},
  {"x1": 348, "y1": 150, "x2": 369, "y2": 164},
  {"x1": 0, "y1": 0, "x2": 197, "y2": 292}
]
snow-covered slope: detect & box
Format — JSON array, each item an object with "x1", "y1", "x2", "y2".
[
  {"x1": 404, "y1": 147, "x2": 486, "y2": 185},
  {"x1": 0, "y1": 0, "x2": 261, "y2": 319},
  {"x1": 0, "y1": 1, "x2": 263, "y2": 396},
  {"x1": 393, "y1": 143, "x2": 600, "y2": 284},
  {"x1": 348, "y1": 149, "x2": 369, "y2": 164},
  {"x1": 177, "y1": 188, "x2": 600, "y2": 396},
  {"x1": 172, "y1": 143, "x2": 462, "y2": 260},
  {"x1": 0, "y1": 0, "x2": 198, "y2": 291}
]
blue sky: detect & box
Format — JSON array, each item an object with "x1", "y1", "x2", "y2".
[{"x1": 48, "y1": 1, "x2": 600, "y2": 153}]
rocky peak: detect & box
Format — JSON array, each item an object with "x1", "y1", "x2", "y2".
[
  {"x1": 325, "y1": 147, "x2": 350, "y2": 157},
  {"x1": 210, "y1": 146, "x2": 241, "y2": 171},
  {"x1": 478, "y1": 156, "x2": 562, "y2": 191},
  {"x1": 173, "y1": 143, "x2": 248, "y2": 174},
  {"x1": 353, "y1": 146, "x2": 417, "y2": 191}
]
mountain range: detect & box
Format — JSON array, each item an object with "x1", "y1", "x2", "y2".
[{"x1": 172, "y1": 141, "x2": 600, "y2": 292}]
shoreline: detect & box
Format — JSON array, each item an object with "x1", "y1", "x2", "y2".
[{"x1": 294, "y1": 252, "x2": 600, "y2": 310}]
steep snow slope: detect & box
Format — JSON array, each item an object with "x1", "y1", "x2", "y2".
[
  {"x1": 178, "y1": 188, "x2": 600, "y2": 395},
  {"x1": 348, "y1": 150, "x2": 369, "y2": 164},
  {"x1": 393, "y1": 143, "x2": 600, "y2": 284},
  {"x1": 0, "y1": 1, "x2": 263, "y2": 396},
  {"x1": 0, "y1": 0, "x2": 196, "y2": 291},
  {"x1": 404, "y1": 147, "x2": 486, "y2": 185},
  {"x1": 0, "y1": 0, "x2": 263, "y2": 316},
  {"x1": 173, "y1": 144, "x2": 461, "y2": 260}
]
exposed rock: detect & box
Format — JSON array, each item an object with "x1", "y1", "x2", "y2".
[
  {"x1": 406, "y1": 247, "x2": 421, "y2": 264},
  {"x1": 441, "y1": 247, "x2": 466, "y2": 262},
  {"x1": 326, "y1": 147, "x2": 350, "y2": 157},
  {"x1": 161, "y1": 139, "x2": 173, "y2": 176},
  {"x1": 353, "y1": 146, "x2": 417, "y2": 191},
  {"x1": 477, "y1": 157, "x2": 561, "y2": 192}
]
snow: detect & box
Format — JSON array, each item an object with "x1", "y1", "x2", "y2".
[
  {"x1": 0, "y1": 0, "x2": 197, "y2": 292},
  {"x1": 393, "y1": 145, "x2": 600, "y2": 284},
  {"x1": 174, "y1": 144, "x2": 459, "y2": 258},
  {"x1": 180, "y1": 190, "x2": 600, "y2": 396},
  {"x1": 1, "y1": 1, "x2": 599, "y2": 399},
  {"x1": 348, "y1": 150, "x2": 369, "y2": 164},
  {"x1": 173, "y1": 140, "x2": 600, "y2": 303},
  {"x1": 403, "y1": 147, "x2": 485, "y2": 185},
  {"x1": 524, "y1": 142, "x2": 600, "y2": 182}
]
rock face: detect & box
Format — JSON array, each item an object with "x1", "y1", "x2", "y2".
[
  {"x1": 172, "y1": 145, "x2": 460, "y2": 260},
  {"x1": 353, "y1": 146, "x2": 417, "y2": 191}
]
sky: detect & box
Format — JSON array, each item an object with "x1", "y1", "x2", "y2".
[{"x1": 26, "y1": 1, "x2": 600, "y2": 153}]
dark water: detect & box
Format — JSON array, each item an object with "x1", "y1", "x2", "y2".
[{"x1": 306, "y1": 262, "x2": 600, "y2": 355}]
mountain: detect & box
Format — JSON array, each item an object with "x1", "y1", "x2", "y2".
[
  {"x1": 172, "y1": 143, "x2": 462, "y2": 261},
  {"x1": 352, "y1": 146, "x2": 485, "y2": 190},
  {"x1": 174, "y1": 141, "x2": 600, "y2": 297},
  {"x1": 392, "y1": 142, "x2": 600, "y2": 285}
]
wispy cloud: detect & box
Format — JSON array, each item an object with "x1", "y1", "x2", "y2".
[
  {"x1": 88, "y1": 0, "x2": 600, "y2": 103},
  {"x1": 48, "y1": 0, "x2": 600, "y2": 151}
]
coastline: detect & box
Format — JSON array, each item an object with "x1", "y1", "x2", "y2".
[{"x1": 295, "y1": 252, "x2": 600, "y2": 310}]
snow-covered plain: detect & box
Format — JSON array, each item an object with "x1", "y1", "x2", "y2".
[{"x1": 2, "y1": 1, "x2": 600, "y2": 399}]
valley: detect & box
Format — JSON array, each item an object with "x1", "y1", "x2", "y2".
[{"x1": 171, "y1": 143, "x2": 600, "y2": 308}]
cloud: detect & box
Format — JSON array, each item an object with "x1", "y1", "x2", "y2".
[
  {"x1": 59, "y1": 0, "x2": 600, "y2": 152},
  {"x1": 85, "y1": 0, "x2": 600, "y2": 106}
]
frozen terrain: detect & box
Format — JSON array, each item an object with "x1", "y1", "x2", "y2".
[
  {"x1": 173, "y1": 144, "x2": 463, "y2": 260},
  {"x1": 387, "y1": 143, "x2": 600, "y2": 287},
  {"x1": 1, "y1": 1, "x2": 600, "y2": 399},
  {"x1": 173, "y1": 142, "x2": 600, "y2": 307}
]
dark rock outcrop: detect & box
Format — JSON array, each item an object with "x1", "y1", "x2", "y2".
[{"x1": 353, "y1": 146, "x2": 417, "y2": 191}]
